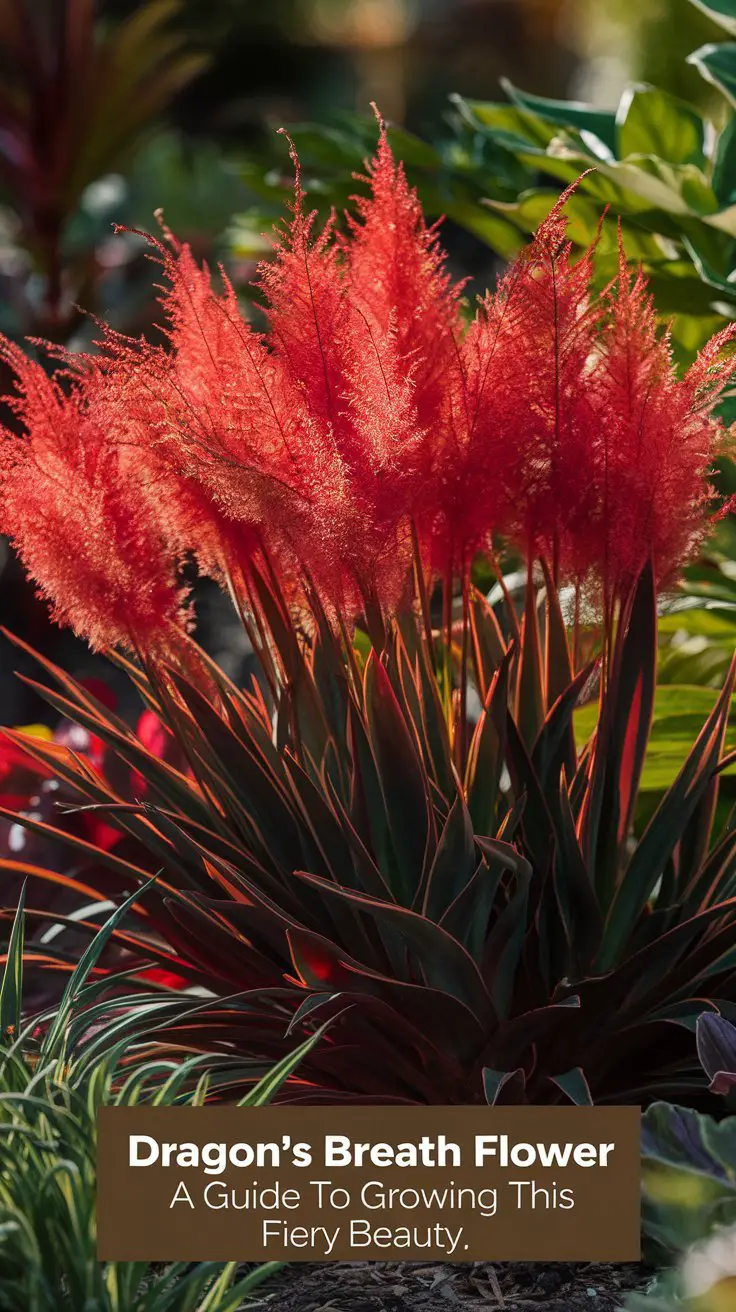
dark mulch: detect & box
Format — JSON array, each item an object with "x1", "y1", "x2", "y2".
[{"x1": 262, "y1": 1261, "x2": 650, "y2": 1312}]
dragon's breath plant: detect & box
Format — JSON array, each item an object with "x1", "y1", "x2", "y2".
[{"x1": 1, "y1": 114, "x2": 736, "y2": 1107}]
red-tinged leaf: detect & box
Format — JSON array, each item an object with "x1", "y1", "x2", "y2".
[
  {"x1": 310, "y1": 614, "x2": 350, "y2": 784},
  {"x1": 504, "y1": 711, "x2": 555, "y2": 885},
  {"x1": 286, "y1": 925, "x2": 486, "y2": 1058},
  {"x1": 4, "y1": 905, "x2": 196, "y2": 981},
  {"x1": 164, "y1": 669, "x2": 306, "y2": 864},
  {"x1": 279, "y1": 772, "x2": 384, "y2": 964},
  {"x1": 322, "y1": 774, "x2": 396, "y2": 905},
  {"x1": 346, "y1": 698, "x2": 394, "y2": 885},
  {"x1": 0, "y1": 858, "x2": 132, "y2": 908},
  {"x1": 549, "y1": 1067, "x2": 593, "y2": 1105},
  {"x1": 136, "y1": 808, "x2": 291, "y2": 906},
  {"x1": 483, "y1": 1067, "x2": 526, "y2": 1105},
  {"x1": 283, "y1": 754, "x2": 358, "y2": 889},
  {"x1": 675, "y1": 677, "x2": 734, "y2": 892},
  {"x1": 552, "y1": 780, "x2": 604, "y2": 970},
  {"x1": 486, "y1": 1001, "x2": 584, "y2": 1074},
  {"x1": 466, "y1": 648, "x2": 512, "y2": 836},
  {"x1": 1, "y1": 629, "x2": 138, "y2": 729},
  {"x1": 470, "y1": 587, "x2": 507, "y2": 704},
  {"x1": 286, "y1": 991, "x2": 340, "y2": 1034},
  {"x1": 293, "y1": 869, "x2": 494, "y2": 1020},
  {"x1": 420, "y1": 793, "x2": 477, "y2": 920},
  {"x1": 570, "y1": 897, "x2": 736, "y2": 1019},
  {"x1": 364, "y1": 652, "x2": 432, "y2": 902},
  {"x1": 207, "y1": 846, "x2": 391, "y2": 982},
  {"x1": 684, "y1": 826, "x2": 736, "y2": 916},
  {"x1": 481, "y1": 864, "x2": 531, "y2": 1019},
  {"x1": 16, "y1": 675, "x2": 213, "y2": 828},
  {"x1": 579, "y1": 565, "x2": 656, "y2": 905},
  {"x1": 166, "y1": 898, "x2": 278, "y2": 989},
  {"x1": 645, "y1": 909, "x2": 736, "y2": 1013},
  {"x1": 600, "y1": 656, "x2": 736, "y2": 970},
  {"x1": 438, "y1": 860, "x2": 499, "y2": 963},
  {"x1": 475, "y1": 835, "x2": 530, "y2": 878},
  {"x1": 516, "y1": 570, "x2": 545, "y2": 748},
  {"x1": 532, "y1": 659, "x2": 597, "y2": 792},
  {"x1": 413, "y1": 630, "x2": 455, "y2": 798},
  {"x1": 542, "y1": 560, "x2": 573, "y2": 711},
  {"x1": 249, "y1": 568, "x2": 331, "y2": 763},
  {"x1": 0, "y1": 804, "x2": 167, "y2": 897},
  {"x1": 390, "y1": 632, "x2": 446, "y2": 799},
  {"x1": 288, "y1": 993, "x2": 465, "y2": 1101}
]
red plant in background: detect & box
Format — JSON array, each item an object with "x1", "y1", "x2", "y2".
[
  {"x1": 0, "y1": 698, "x2": 191, "y2": 992},
  {"x1": 1, "y1": 124, "x2": 735, "y2": 656}
]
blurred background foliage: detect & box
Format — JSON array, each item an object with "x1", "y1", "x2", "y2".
[{"x1": 2, "y1": 0, "x2": 736, "y2": 730}]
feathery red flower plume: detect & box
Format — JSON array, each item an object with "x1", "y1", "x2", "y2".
[
  {"x1": 4, "y1": 122, "x2": 735, "y2": 661},
  {"x1": 255, "y1": 134, "x2": 425, "y2": 611},
  {"x1": 589, "y1": 239, "x2": 736, "y2": 596},
  {"x1": 418, "y1": 186, "x2": 601, "y2": 578},
  {"x1": 0, "y1": 342, "x2": 189, "y2": 654},
  {"x1": 486, "y1": 188, "x2": 601, "y2": 576},
  {"x1": 346, "y1": 108, "x2": 463, "y2": 435},
  {"x1": 98, "y1": 239, "x2": 321, "y2": 586}
]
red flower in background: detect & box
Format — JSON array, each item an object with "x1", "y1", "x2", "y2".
[{"x1": 0, "y1": 694, "x2": 189, "y2": 992}]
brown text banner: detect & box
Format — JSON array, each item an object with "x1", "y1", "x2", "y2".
[{"x1": 97, "y1": 1105, "x2": 641, "y2": 1261}]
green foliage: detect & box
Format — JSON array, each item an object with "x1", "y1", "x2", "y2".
[
  {"x1": 641, "y1": 1102, "x2": 736, "y2": 1257},
  {"x1": 4, "y1": 566, "x2": 736, "y2": 1107},
  {"x1": 0, "y1": 890, "x2": 310, "y2": 1311},
  {"x1": 626, "y1": 1006, "x2": 736, "y2": 1310},
  {"x1": 233, "y1": 0, "x2": 736, "y2": 373},
  {"x1": 443, "y1": 2, "x2": 736, "y2": 367}
]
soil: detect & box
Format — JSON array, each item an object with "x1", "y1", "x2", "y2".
[{"x1": 262, "y1": 1261, "x2": 650, "y2": 1312}]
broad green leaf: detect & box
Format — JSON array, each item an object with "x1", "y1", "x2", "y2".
[
  {"x1": 713, "y1": 116, "x2": 736, "y2": 204},
  {"x1": 642, "y1": 1101, "x2": 736, "y2": 1254},
  {"x1": 575, "y1": 684, "x2": 736, "y2": 792},
  {"x1": 445, "y1": 200, "x2": 527, "y2": 259},
  {"x1": 658, "y1": 606, "x2": 736, "y2": 636},
  {"x1": 689, "y1": 42, "x2": 736, "y2": 106},
  {"x1": 453, "y1": 95, "x2": 560, "y2": 149},
  {"x1": 600, "y1": 667, "x2": 735, "y2": 967},
  {"x1": 549, "y1": 1067, "x2": 593, "y2": 1105},
  {"x1": 500, "y1": 78, "x2": 618, "y2": 155},
  {"x1": 485, "y1": 188, "x2": 615, "y2": 247},
  {"x1": 688, "y1": 0, "x2": 736, "y2": 35},
  {"x1": 617, "y1": 85, "x2": 706, "y2": 167}
]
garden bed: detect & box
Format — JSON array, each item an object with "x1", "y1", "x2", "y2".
[{"x1": 264, "y1": 1261, "x2": 649, "y2": 1312}]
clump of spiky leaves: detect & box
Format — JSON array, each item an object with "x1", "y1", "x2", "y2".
[
  {"x1": 2, "y1": 552, "x2": 736, "y2": 1108},
  {"x1": 0, "y1": 886, "x2": 316, "y2": 1311},
  {"x1": 2, "y1": 125, "x2": 736, "y2": 1110}
]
